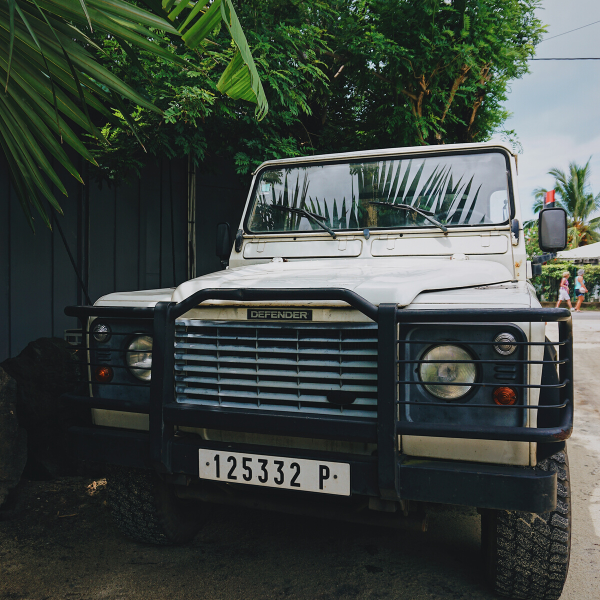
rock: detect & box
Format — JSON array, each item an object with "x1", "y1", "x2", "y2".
[
  {"x1": 1, "y1": 337, "x2": 84, "y2": 424},
  {"x1": 1, "y1": 338, "x2": 87, "y2": 477},
  {"x1": 0, "y1": 367, "x2": 27, "y2": 508}
]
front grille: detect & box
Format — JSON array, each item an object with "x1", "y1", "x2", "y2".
[{"x1": 174, "y1": 320, "x2": 378, "y2": 418}]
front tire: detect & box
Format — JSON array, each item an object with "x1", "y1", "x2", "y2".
[
  {"x1": 481, "y1": 449, "x2": 571, "y2": 599},
  {"x1": 107, "y1": 466, "x2": 204, "y2": 545}
]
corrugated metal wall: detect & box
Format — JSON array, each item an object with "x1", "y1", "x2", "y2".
[{"x1": 0, "y1": 155, "x2": 248, "y2": 362}]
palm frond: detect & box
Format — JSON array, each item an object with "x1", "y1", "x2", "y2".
[
  {"x1": 1, "y1": 0, "x2": 267, "y2": 229},
  {"x1": 164, "y1": 0, "x2": 267, "y2": 119},
  {"x1": 448, "y1": 175, "x2": 473, "y2": 224},
  {"x1": 351, "y1": 159, "x2": 487, "y2": 228}
]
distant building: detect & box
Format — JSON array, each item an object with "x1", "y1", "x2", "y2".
[{"x1": 556, "y1": 242, "x2": 600, "y2": 265}]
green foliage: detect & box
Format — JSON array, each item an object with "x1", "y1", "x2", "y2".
[
  {"x1": 90, "y1": 0, "x2": 331, "y2": 183},
  {"x1": 88, "y1": 27, "x2": 220, "y2": 182},
  {"x1": 91, "y1": 0, "x2": 545, "y2": 185},
  {"x1": 525, "y1": 223, "x2": 540, "y2": 259},
  {"x1": 532, "y1": 262, "x2": 600, "y2": 302},
  {"x1": 529, "y1": 159, "x2": 600, "y2": 248},
  {"x1": 0, "y1": 0, "x2": 267, "y2": 228},
  {"x1": 309, "y1": 0, "x2": 545, "y2": 150}
]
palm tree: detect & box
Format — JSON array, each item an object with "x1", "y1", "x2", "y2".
[
  {"x1": 0, "y1": 0, "x2": 267, "y2": 230},
  {"x1": 531, "y1": 159, "x2": 600, "y2": 248}
]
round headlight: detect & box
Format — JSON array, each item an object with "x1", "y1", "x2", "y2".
[
  {"x1": 419, "y1": 345, "x2": 476, "y2": 400},
  {"x1": 494, "y1": 333, "x2": 517, "y2": 356},
  {"x1": 92, "y1": 322, "x2": 111, "y2": 343},
  {"x1": 126, "y1": 335, "x2": 153, "y2": 381}
]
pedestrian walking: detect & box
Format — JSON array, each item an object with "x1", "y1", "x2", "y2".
[
  {"x1": 574, "y1": 268, "x2": 588, "y2": 312},
  {"x1": 556, "y1": 271, "x2": 574, "y2": 310}
]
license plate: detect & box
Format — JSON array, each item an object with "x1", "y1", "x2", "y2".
[{"x1": 198, "y1": 449, "x2": 350, "y2": 496}]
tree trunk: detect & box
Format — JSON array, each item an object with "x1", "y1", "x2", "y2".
[{"x1": 441, "y1": 64, "x2": 471, "y2": 124}]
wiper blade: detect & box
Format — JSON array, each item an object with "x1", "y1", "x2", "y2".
[
  {"x1": 369, "y1": 202, "x2": 448, "y2": 233},
  {"x1": 270, "y1": 205, "x2": 337, "y2": 239}
]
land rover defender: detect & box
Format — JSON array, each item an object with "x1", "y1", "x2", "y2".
[{"x1": 65, "y1": 143, "x2": 573, "y2": 599}]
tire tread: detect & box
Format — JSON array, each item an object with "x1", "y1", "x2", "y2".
[
  {"x1": 107, "y1": 466, "x2": 201, "y2": 546},
  {"x1": 483, "y1": 450, "x2": 571, "y2": 600}
]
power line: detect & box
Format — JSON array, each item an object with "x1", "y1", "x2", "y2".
[
  {"x1": 531, "y1": 57, "x2": 600, "y2": 60},
  {"x1": 540, "y1": 19, "x2": 600, "y2": 42}
]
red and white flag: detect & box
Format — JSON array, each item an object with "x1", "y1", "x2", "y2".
[{"x1": 545, "y1": 190, "x2": 556, "y2": 206}]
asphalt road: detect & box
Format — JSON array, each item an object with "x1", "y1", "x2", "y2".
[{"x1": 0, "y1": 314, "x2": 599, "y2": 599}]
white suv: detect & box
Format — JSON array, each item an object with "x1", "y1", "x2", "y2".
[{"x1": 66, "y1": 143, "x2": 573, "y2": 600}]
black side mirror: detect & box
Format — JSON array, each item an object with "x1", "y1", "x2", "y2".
[
  {"x1": 216, "y1": 222, "x2": 232, "y2": 268},
  {"x1": 538, "y1": 208, "x2": 568, "y2": 252}
]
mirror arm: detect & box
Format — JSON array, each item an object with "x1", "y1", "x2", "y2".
[
  {"x1": 532, "y1": 253, "x2": 557, "y2": 265},
  {"x1": 531, "y1": 253, "x2": 557, "y2": 277}
]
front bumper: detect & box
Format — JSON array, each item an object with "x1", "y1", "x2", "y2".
[
  {"x1": 69, "y1": 425, "x2": 557, "y2": 513},
  {"x1": 65, "y1": 288, "x2": 573, "y2": 515}
]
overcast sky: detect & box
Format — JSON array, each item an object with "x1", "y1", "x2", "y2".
[{"x1": 490, "y1": 0, "x2": 600, "y2": 221}]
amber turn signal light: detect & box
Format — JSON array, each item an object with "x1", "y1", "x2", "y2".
[
  {"x1": 94, "y1": 365, "x2": 114, "y2": 383},
  {"x1": 493, "y1": 386, "x2": 517, "y2": 406}
]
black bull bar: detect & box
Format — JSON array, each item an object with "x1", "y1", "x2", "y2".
[{"x1": 65, "y1": 288, "x2": 573, "y2": 513}]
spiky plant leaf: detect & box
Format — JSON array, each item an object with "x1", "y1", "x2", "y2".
[{"x1": 1, "y1": 0, "x2": 267, "y2": 230}]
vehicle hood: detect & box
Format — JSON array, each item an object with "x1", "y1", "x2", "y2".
[
  {"x1": 96, "y1": 287, "x2": 175, "y2": 307},
  {"x1": 172, "y1": 258, "x2": 513, "y2": 307}
]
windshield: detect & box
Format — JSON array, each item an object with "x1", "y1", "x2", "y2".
[{"x1": 247, "y1": 152, "x2": 510, "y2": 234}]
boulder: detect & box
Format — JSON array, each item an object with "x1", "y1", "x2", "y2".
[
  {"x1": 0, "y1": 367, "x2": 27, "y2": 508},
  {"x1": 1, "y1": 337, "x2": 87, "y2": 477}
]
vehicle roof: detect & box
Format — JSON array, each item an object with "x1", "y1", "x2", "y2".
[{"x1": 252, "y1": 141, "x2": 516, "y2": 174}]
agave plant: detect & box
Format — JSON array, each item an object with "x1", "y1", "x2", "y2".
[
  {"x1": 351, "y1": 159, "x2": 482, "y2": 228},
  {"x1": 250, "y1": 170, "x2": 309, "y2": 231},
  {"x1": 253, "y1": 159, "x2": 485, "y2": 232},
  {"x1": 530, "y1": 159, "x2": 600, "y2": 248},
  {"x1": 306, "y1": 196, "x2": 350, "y2": 230},
  {"x1": 0, "y1": 0, "x2": 267, "y2": 229}
]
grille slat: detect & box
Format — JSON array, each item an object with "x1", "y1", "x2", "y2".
[
  {"x1": 175, "y1": 386, "x2": 377, "y2": 406},
  {"x1": 174, "y1": 342, "x2": 377, "y2": 356},
  {"x1": 174, "y1": 321, "x2": 378, "y2": 418},
  {"x1": 175, "y1": 364, "x2": 377, "y2": 380},
  {"x1": 175, "y1": 376, "x2": 377, "y2": 394},
  {"x1": 174, "y1": 353, "x2": 377, "y2": 369},
  {"x1": 172, "y1": 397, "x2": 373, "y2": 418}
]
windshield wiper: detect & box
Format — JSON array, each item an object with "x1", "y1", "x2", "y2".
[
  {"x1": 369, "y1": 202, "x2": 448, "y2": 233},
  {"x1": 270, "y1": 205, "x2": 337, "y2": 239}
]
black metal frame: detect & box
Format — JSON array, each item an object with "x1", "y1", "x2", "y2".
[{"x1": 65, "y1": 288, "x2": 573, "y2": 511}]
